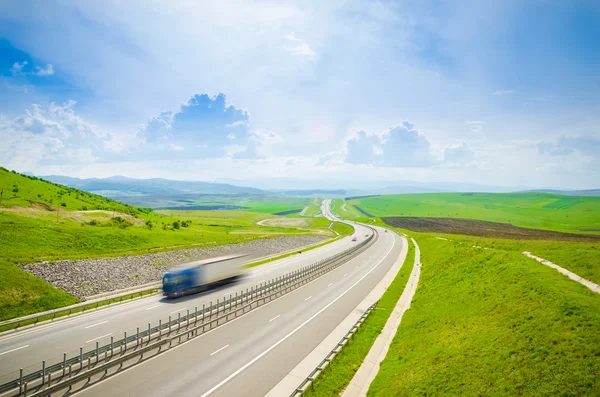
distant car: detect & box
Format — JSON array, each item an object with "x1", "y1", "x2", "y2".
[
  {"x1": 365, "y1": 234, "x2": 369, "y2": 237},
  {"x1": 384, "y1": 230, "x2": 388, "y2": 233},
  {"x1": 351, "y1": 237, "x2": 357, "y2": 241}
]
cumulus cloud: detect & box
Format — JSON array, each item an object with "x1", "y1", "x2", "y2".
[
  {"x1": 284, "y1": 33, "x2": 316, "y2": 58},
  {"x1": 538, "y1": 136, "x2": 600, "y2": 157},
  {"x1": 138, "y1": 93, "x2": 259, "y2": 158},
  {"x1": 345, "y1": 121, "x2": 434, "y2": 167},
  {"x1": 0, "y1": 101, "x2": 112, "y2": 169},
  {"x1": 10, "y1": 60, "x2": 55, "y2": 76}
]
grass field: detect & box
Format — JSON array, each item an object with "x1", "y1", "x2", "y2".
[
  {"x1": 330, "y1": 199, "x2": 362, "y2": 219},
  {"x1": 303, "y1": 239, "x2": 414, "y2": 397},
  {"x1": 368, "y1": 231, "x2": 600, "y2": 396},
  {"x1": 348, "y1": 193, "x2": 600, "y2": 234}
]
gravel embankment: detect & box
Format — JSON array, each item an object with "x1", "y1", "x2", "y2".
[{"x1": 20, "y1": 235, "x2": 328, "y2": 299}]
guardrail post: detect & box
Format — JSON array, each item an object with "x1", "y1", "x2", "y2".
[
  {"x1": 137, "y1": 327, "x2": 140, "y2": 346},
  {"x1": 63, "y1": 353, "x2": 66, "y2": 375},
  {"x1": 202, "y1": 304, "x2": 205, "y2": 332},
  {"x1": 80, "y1": 347, "x2": 83, "y2": 370},
  {"x1": 216, "y1": 299, "x2": 219, "y2": 319},
  {"x1": 124, "y1": 331, "x2": 127, "y2": 352},
  {"x1": 186, "y1": 309, "x2": 190, "y2": 327},
  {"x1": 178, "y1": 313, "x2": 181, "y2": 331},
  {"x1": 229, "y1": 294, "x2": 232, "y2": 311},
  {"x1": 42, "y1": 360, "x2": 45, "y2": 385},
  {"x1": 169, "y1": 316, "x2": 172, "y2": 334},
  {"x1": 148, "y1": 323, "x2": 151, "y2": 343},
  {"x1": 194, "y1": 306, "x2": 198, "y2": 325},
  {"x1": 19, "y1": 368, "x2": 23, "y2": 394},
  {"x1": 23, "y1": 382, "x2": 27, "y2": 397},
  {"x1": 110, "y1": 336, "x2": 114, "y2": 359},
  {"x1": 96, "y1": 341, "x2": 99, "y2": 363}
]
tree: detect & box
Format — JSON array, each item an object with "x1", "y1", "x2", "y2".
[{"x1": 172, "y1": 220, "x2": 181, "y2": 230}]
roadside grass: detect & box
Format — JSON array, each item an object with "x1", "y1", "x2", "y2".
[
  {"x1": 330, "y1": 221, "x2": 354, "y2": 236},
  {"x1": 302, "y1": 238, "x2": 415, "y2": 397},
  {"x1": 330, "y1": 199, "x2": 362, "y2": 219},
  {"x1": 349, "y1": 192, "x2": 600, "y2": 235},
  {"x1": 368, "y1": 232, "x2": 600, "y2": 396},
  {"x1": 0, "y1": 289, "x2": 158, "y2": 333}
]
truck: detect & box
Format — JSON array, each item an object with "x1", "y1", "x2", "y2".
[{"x1": 162, "y1": 254, "x2": 246, "y2": 298}]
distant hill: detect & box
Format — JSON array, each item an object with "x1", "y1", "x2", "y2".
[
  {"x1": 524, "y1": 189, "x2": 600, "y2": 196},
  {"x1": 42, "y1": 175, "x2": 270, "y2": 196},
  {"x1": 0, "y1": 167, "x2": 148, "y2": 216}
]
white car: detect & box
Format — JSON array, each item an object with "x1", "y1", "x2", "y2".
[{"x1": 351, "y1": 237, "x2": 357, "y2": 241}]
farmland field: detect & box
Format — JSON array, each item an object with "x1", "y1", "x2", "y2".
[{"x1": 348, "y1": 193, "x2": 600, "y2": 234}]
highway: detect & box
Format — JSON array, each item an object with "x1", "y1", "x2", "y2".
[
  {"x1": 0, "y1": 200, "x2": 402, "y2": 396},
  {"x1": 0, "y1": 202, "x2": 370, "y2": 381}
]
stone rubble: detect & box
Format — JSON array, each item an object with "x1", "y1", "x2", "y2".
[{"x1": 20, "y1": 235, "x2": 328, "y2": 300}]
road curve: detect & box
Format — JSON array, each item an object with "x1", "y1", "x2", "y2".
[{"x1": 72, "y1": 200, "x2": 402, "y2": 397}]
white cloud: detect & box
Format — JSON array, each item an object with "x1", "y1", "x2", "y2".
[
  {"x1": 492, "y1": 89, "x2": 515, "y2": 95},
  {"x1": 35, "y1": 64, "x2": 55, "y2": 76},
  {"x1": 10, "y1": 61, "x2": 55, "y2": 76},
  {"x1": 11, "y1": 61, "x2": 28, "y2": 76},
  {"x1": 284, "y1": 33, "x2": 316, "y2": 57},
  {"x1": 443, "y1": 142, "x2": 475, "y2": 166},
  {"x1": 538, "y1": 136, "x2": 600, "y2": 157}
]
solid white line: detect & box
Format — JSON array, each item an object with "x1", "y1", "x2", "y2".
[
  {"x1": 327, "y1": 283, "x2": 333, "y2": 287},
  {"x1": 199, "y1": 229, "x2": 397, "y2": 397},
  {"x1": 304, "y1": 296, "x2": 312, "y2": 302},
  {"x1": 170, "y1": 308, "x2": 187, "y2": 314},
  {"x1": 86, "y1": 333, "x2": 112, "y2": 344},
  {"x1": 84, "y1": 320, "x2": 108, "y2": 329},
  {"x1": 269, "y1": 315, "x2": 280, "y2": 323},
  {"x1": 0, "y1": 345, "x2": 29, "y2": 356},
  {"x1": 210, "y1": 344, "x2": 229, "y2": 356},
  {"x1": 144, "y1": 304, "x2": 161, "y2": 311}
]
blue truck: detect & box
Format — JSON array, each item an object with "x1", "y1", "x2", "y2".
[{"x1": 162, "y1": 255, "x2": 246, "y2": 298}]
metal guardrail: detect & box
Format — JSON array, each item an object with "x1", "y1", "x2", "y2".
[
  {"x1": 0, "y1": 284, "x2": 161, "y2": 332},
  {"x1": 0, "y1": 229, "x2": 377, "y2": 397},
  {"x1": 291, "y1": 301, "x2": 378, "y2": 396}
]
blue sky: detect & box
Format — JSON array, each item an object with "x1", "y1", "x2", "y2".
[{"x1": 0, "y1": 0, "x2": 598, "y2": 189}]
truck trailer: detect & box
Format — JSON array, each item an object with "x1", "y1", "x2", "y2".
[{"x1": 162, "y1": 255, "x2": 246, "y2": 298}]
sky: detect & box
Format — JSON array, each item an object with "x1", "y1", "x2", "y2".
[{"x1": 0, "y1": 0, "x2": 599, "y2": 189}]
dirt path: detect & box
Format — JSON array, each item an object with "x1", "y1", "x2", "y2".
[
  {"x1": 343, "y1": 237, "x2": 422, "y2": 397},
  {"x1": 523, "y1": 252, "x2": 600, "y2": 294}
]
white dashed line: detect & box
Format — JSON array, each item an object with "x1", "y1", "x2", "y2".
[
  {"x1": 344, "y1": 273, "x2": 348, "y2": 277},
  {"x1": 0, "y1": 345, "x2": 29, "y2": 356},
  {"x1": 86, "y1": 333, "x2": 112, "y2": 344},
  {"x1": 304, "y1": 296, "x2": 312, "y2": 301},
  {"x1": 84, "y1": 321, "x2": 108, "y2": 329},
  {"x1": 170, "y1": 308, "x2": 187, "y2": 314},
  {"x1": 327, "y1": 283, "x2": 333, "y2": 287},
  {"x1": 269, "y1": 315, "x2": 280, "y2": 322},
  {"x1": 145, "y1": 304, "x2": 161, "y2": 311},
  {"x1": 210, "y1": 345, "x2": 229, "y2": 356}
]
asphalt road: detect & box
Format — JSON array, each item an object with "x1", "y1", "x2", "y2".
[
  {"x1": 0, "y1": 204, "x2": 373, "y2": 385},
  {"x1": 74, "y1": 200, "x2": 403, "y2": 397}
]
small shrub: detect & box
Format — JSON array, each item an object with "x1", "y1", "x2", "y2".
[
  {"x1": 173, "y1": 221, "x2": 181, "y2": 230},
  {"x1": 60, "y1": 202, "x2": 67, "y2": 207},
  {"x1": 12, "y1": 185, "x2": 19, "y2": 193},
  {"x1": 81, "y1": 206, "x2": 88, "y2": 210},
  {"x1": 145, "y1": 220, "x2": 154, "y2": 229}
]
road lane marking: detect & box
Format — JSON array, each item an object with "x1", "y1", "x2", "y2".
[
  {"x1": 170, "y1": 308, "x2": 187, "y2": 314},
  {"x1": 199, "y1": 230, "x2": 397, "y2": 397},
  {"x1": 144, "y1": 304, "x2": 162, "y2": 311},
  {"x1": 86, "y1": 333, "x2": 112, "y2": 344},
  {"x1": 304, "y1": 296, "x2": 312, "y2": 301},
  {"x1": 344, "y1": 273, "x2": 348, "y2": 277},
  {"x1": 84, "y1": 321, "x2": 108, "y2": 329},
  {"x1": 327, "y1": 283, "x2": 333, "y2": 287},
  {"x1": 269, "y1": 315, "x2": 280, "y2": 323},
  {"x1": 210, "y1": 344, "x2": 229, "y2": 356},
  {"x1": 0, "y1": 345, "x2": 29, "y2": 356}
]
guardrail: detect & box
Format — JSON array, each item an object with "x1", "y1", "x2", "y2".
[
  {"x1": 290, "y1": 302, "x2": 378, "y2": 396},
  {"x1": 0, "y1": 229, "x2": 377, "y2": 397}
]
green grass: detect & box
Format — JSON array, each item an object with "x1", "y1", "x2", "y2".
[
  {"x1": 303, "y1": 239, "x2": 415, "y2": 397},
  {"x1": 349, "y1": 193, "x2": 600, "y2": 234},
  {"x1": 368, "y1": 231, "x2": 600, "y2": 396},
  {"x1": 330, "y1": 199, "x2": 362, "y2": 219},
  {"x1": 0, "y1": 167, "x2": 149, "y2": 215},
  {"x1": 330, "y1": 221, "x2": 354, "y2": 236}
]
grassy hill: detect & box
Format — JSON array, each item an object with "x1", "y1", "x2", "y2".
[
  {"x1": 0, "y1": 167, "x2": 150, "y2": 216},
  {"x1": 345, "y1": 193, "x2": 600, "y2": 234}
]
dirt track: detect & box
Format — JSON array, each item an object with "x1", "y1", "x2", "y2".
[{"x1": 382, "y1": 217, "x2": 600, "y2": 241}]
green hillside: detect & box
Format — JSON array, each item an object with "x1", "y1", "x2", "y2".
[
  {"x1": 347, "y1": 193, "x2": 600, "y2": 234},
  {"x1": 0, "y1": 167, "x2": 149, "y2": 216}
]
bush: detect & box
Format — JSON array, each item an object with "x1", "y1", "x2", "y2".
[
  {"x1": 172, "y1": 221, "x2": 181, "y2": 230},
  {"x1": 12, "y1": 185, "x2": 18, "y2": 193},
  {"x1": 60, "y1": 202, "x2": 67, "y2": 207},
  {"x1": 81, "y1": 206, "x2": 88, "y2": 211},
  {"x1": 111, "y1": 216, "x2": 133, "y2": 229},
  {"x1": 145, "y1": 220, "x2": 154, "y2": 229}
]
